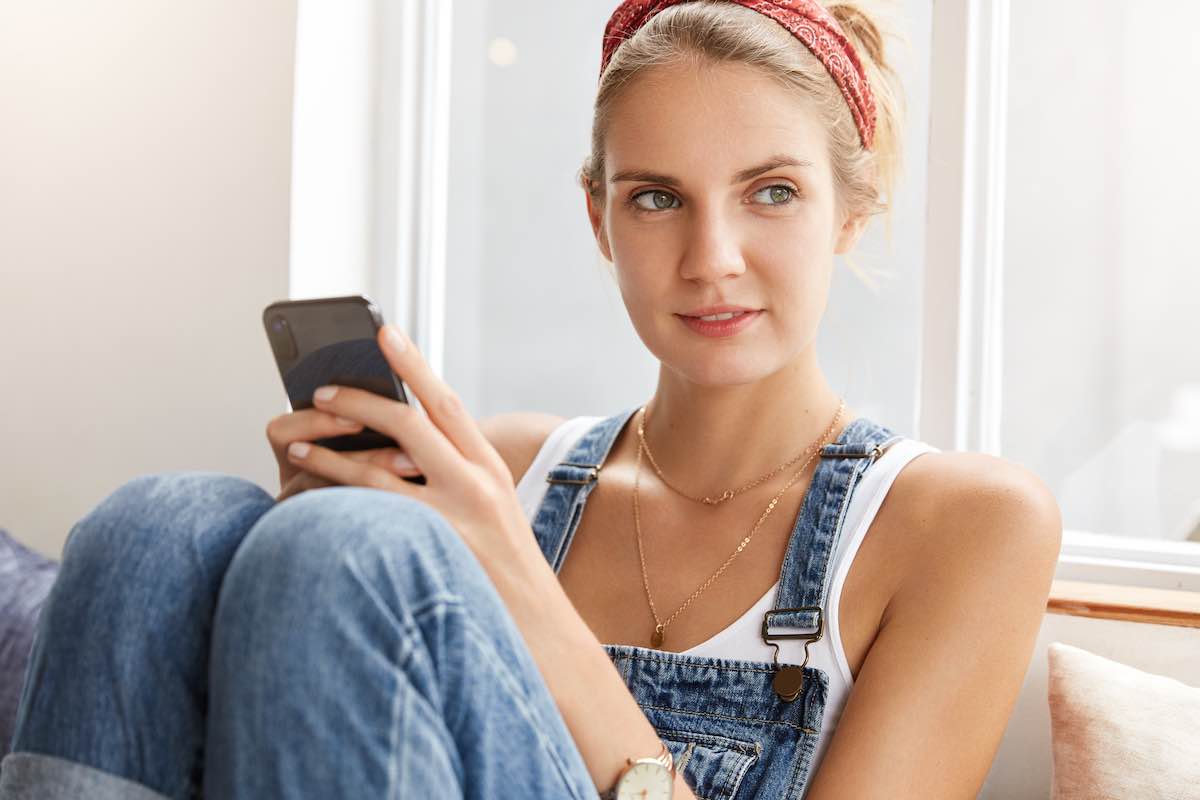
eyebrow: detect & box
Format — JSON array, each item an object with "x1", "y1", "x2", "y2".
[{"x1": 610, "y1": 154, "x2": 813, "y2": 187}]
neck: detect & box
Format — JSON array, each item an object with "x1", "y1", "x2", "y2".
[{"x1": 639, "y1": 351, "x2": 851, "y2": 494}]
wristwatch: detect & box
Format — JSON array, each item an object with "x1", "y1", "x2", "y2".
[{"x1": 598, "y1": 740, "x2": 676, "y2": 799}]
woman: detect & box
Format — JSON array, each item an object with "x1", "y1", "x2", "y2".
[{"x1": 0, "y1": 1, "x2": 1062, "y2": 798}]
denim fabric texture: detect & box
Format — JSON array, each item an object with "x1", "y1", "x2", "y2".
[
  {"x1": 0, "y1": 531, "x2": 59, "y2": 759},
  {"x1": 0, "y1": 406, "x2": 897, "y2": 800},
  {"x1": 0, "y1": 472, "x2": 597, "y2": 799},
  {"x1": 534, "y1": 406, "x2": 899, "y2": 799}
]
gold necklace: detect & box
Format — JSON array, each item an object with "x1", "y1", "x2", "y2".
[
  {"x1": 633, "y1": 399, "x2": 846, "y2": 648},
  {"x1": 636, "y1": 399, "x2": 845, "y2": 506}
]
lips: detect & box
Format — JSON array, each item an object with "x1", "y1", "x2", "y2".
[
  {"x1": 677, "y1": 309, "x2": 762, "y2": 338},
  {"x1": 678, "y1": 304, "x2": 762, "y2": 318},
  {"x1": 684, "y1": 310, "x2": 751, "y2": 321}
]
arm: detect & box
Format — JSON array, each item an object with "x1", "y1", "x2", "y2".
[
  {"x1": 300, "y1": 342, "x2": 686, "y2": 795},
  {"x1": 804, "y1": 454, "x2": 1063, "y2": 799},
  {"x1": 493, "y1": 548, "x2": 699, "y2": 799},
  {"x1": 479, "y1": 411, "x2": 699, "y2": 798}
]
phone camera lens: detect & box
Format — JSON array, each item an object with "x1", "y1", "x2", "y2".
[{"x1": 267, "y1": 314, "x2": 297, "y2": 361}]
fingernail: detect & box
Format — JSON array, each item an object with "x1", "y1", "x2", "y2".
[
  {"x1": 392, "y1": 452, "x2": 416, "y2": 471},
  {"x1": 314, "y1": 385, "x2": 338, "y2": 402},
  {"x1": 334, "y1": 416, "x2": 358, "y2": 427},
  {"x1": 385, "y1": 326, "x2": 407, "y2": 352},
  {"x1": 289, "y1": 442, "x2": 310, "y2": 459}
]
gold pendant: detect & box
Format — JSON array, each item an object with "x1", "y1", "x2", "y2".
[
  {"x1": 772, "y1": 666, "x2": 805, "y2": 702},
  {"x1": 651, "y1": 624, "x2": 665, "y2": 648}
]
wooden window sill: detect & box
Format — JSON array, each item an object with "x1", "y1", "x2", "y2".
[{"x1": 1048, "y1": 580, "x2": 1200, "y2": 629}]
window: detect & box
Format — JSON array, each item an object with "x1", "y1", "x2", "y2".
[
  {"x1": 290, "y1": 0, "x2": 1200, "y2": 591},
  {"x1": 926, "y1": 0, "x2": 1200, "y2": 591}
]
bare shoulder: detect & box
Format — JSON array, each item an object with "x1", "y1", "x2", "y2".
[
  {"x1": 478, "y1": 411, "x2": 569, "y2": 486},
  {"x1": 892, "y1": 449, "x2": 1063, "y2": 565},
  {"x1": 804, "y1": 450, "x2": 1064, "y2": 797},
  {"x1": 865, "y1": 449, "x2": 1063, "y2": 600}
]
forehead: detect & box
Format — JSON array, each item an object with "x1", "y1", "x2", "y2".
[{"x1": 604, "y1": 59, "x2": 830, "y2": 180}]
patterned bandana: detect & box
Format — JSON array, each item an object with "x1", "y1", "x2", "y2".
[{"x1": 600, "y1": 0, "x2": 877, "y2": 150}]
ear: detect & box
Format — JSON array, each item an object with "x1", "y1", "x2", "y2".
[
  {"x1": 584, "y1": 186, "x2": 614, "y2": 262},
  {"x1": 833, "y1": 210, "x2": 869, "y2": 255}
]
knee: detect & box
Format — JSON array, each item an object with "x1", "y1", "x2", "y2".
[
  {"x1": 220, "y1": 487, "x2": 477, "y2": 617},
  {"x1": 59, "y1": 471, "x2": 275, "y2": 592}
]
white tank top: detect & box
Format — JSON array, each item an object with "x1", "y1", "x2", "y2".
[{"x1": 514, "y1": 415, "x2": 940, "y2": 776}]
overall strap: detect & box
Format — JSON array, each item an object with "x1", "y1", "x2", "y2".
[
  {"x1": 531, "y1": 405, "x2": 639, "y2": 573},
  {"x1": 762, "y1": 417, "x2": 902, "y2": 650}
]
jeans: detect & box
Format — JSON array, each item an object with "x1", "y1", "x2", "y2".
[{"x1": 0, "y1": 472, "x2": 597, "y2": 799}]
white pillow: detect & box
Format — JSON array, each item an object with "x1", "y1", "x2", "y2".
[{"x1": 1047, "y1": 641, "x2": 1200, "y2": 799}]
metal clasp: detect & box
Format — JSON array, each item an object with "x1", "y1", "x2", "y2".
[
  {"x1": 545, "y1": 462, "x2": 600, "y2": 485},
  {"x1": 821, "y1": 443, "x2": 884, "y2": 460},
  {"x1": 761, "y1": 606, "x2": 824, "y2": 669}
]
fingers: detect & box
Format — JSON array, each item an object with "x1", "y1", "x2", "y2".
[
  {"x1": 285, "y1": 441, "x2": 419, "y2": 497},
  {"x1": 266, "y1": 408, "x2": 362, "y2": 462},
  {"x1": 275, "y1": 470, "x2": 336, "y2": 502},
  {"x1": 374, "y1": 325, "x2": 508, "y2": 475},
  {"x1": 275, "y1": 449, "x2": 420, "y2": 502},
  {"x1": 272, "y1": 434, "x2": 422, "y2": 503},
  {"x1": 342, "y1": 447, "x2": 422, "y2": 477},
  {"x1": 310, "y1": 381, "x2": 462, "y2": 482}
]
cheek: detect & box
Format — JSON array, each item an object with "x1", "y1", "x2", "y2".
[
  {"x1": 608, "y1": 212, "x2": 672, "y2": 264},
  {"x1": 609, "y1": 224, "x2": 677, "y2": 298}
]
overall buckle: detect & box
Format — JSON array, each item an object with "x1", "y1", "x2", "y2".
[{"x1": 761, "y1": 606, "x2": 824, "y2": 703}]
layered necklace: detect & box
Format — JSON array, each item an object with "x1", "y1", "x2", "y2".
[{"x1": 632, "y1": 398, "x2": 846, "y2": 648}]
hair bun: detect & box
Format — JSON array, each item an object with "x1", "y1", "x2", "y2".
[{"x1": 827, "y1": 3, "x2": 886, "y2": 67}]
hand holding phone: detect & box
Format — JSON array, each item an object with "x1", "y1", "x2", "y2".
[
  {"x1": 262, "y1": 295, "x2": 541, "y2": 576},
  {"x1": 263, "y1": 294, "x2": 426, "y2": 499}
]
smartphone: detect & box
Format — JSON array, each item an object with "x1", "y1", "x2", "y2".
[{"x1": 262, "y1": 294, "x2": 426, "y2": 484}]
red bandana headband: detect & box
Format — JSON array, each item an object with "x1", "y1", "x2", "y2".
[{"x1": 600, "y1": 0, "x2": 877, "y2": 150}]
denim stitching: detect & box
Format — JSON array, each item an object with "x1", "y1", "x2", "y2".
[
  {"x1": 654, "y1": 728, "x2": 762, "y2": 756},
  {"x1": 783, "y1": 729, "x2": 818, "y2": 800},
  {"x1": 657, "y1": 731, "x2": 762, "y2": 800},
  {"x1": 639, "y1": 704, "x2": 817, "y2": 735},
  {"x1": 607, "y1": 652, "x2": 781, "y2": 674}
]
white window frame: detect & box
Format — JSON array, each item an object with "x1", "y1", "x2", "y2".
[
  {"x1": 372, "y1": 0, "x2": 453, "y2": 384},
  {"x1": 289, "y1": 0, "x2": 453, "y2": 391},
  {"x1": 292, "y1": 0, "x2": 1199, "y2": 592},
  {"x1": 924, "y1": 0, "x2": 1200, "y2": 592}
]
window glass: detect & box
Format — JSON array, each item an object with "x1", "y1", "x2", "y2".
[{"x1": 1003, "y1": 0, "x2": 1200, "y2": 545}]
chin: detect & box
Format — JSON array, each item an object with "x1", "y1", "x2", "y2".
[{"x1": 664, "y1": 345, "x2": 773, "y2": 386}]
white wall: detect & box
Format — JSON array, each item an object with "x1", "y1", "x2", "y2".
[{"x1": 0, "y1": 0, "x2": 298, "y2": 558}]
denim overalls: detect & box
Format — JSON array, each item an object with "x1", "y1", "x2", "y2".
[{"x1": 531, "y1": 405, "x2": 902, "y2": 799}]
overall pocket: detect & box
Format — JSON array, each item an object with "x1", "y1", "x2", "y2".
[{"x1": 657, "y1": 728, "x2": 762, "y2": 800}]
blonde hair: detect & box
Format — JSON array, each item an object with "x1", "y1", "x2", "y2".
[{"x1": 578, "y1": 1, "x2": 907, "y2": 286}]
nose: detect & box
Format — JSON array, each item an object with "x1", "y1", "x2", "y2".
[{"x1": 677, "y1": 201, "x2": 747, "y2": 284}]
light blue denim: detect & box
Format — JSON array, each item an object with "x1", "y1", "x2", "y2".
[
  {"x1": 0, "y1": 406, "x2": 899, "y2": 800},
  {"x1": 532, "y1": 407, "x2": 900, "y2": 799},
  {"x1": 0, "y1": 472, "x2": 599, "y2": 799}
]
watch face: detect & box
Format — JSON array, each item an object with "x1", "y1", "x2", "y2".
[{"x1": 617, "y1": 761, "x2": 673, "y2": 799}]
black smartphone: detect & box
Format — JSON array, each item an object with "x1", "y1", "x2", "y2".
[{"x1": 262, "y1": 294, "x2": 426, "y2": 485}]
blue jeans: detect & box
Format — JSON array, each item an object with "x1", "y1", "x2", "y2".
[{"x1": 0, "y1": 472, "x2": 597, "y2": 799}]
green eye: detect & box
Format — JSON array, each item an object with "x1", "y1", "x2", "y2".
[
  {"x1": 754, "y1": 185, "x2": 797, "y2": 205},
  {"x1": 630, "y1": 190, "x2": 680, "y2": 211}
]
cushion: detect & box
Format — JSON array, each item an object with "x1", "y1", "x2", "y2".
[
  {"x1": 0, "y1": 531, "x2": 59, "y2": 756},
  {"x1": 1048, "y1": 641, "x2": 1200, "y2": 799}
]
